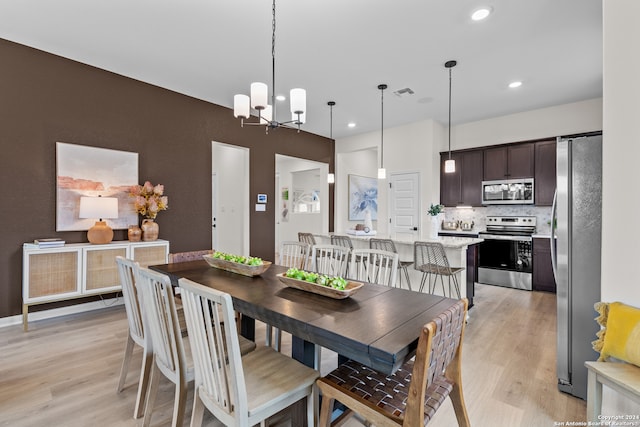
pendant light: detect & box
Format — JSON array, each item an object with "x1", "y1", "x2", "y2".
[
  {"x1": 444, "y1": 60, "x2": 457, "y2": 173},
  {"x1": 233, "y1": 0, "x2": 306, "y2": 133},
  {"x1": 327, "y1": 101, "x2": 336, "y2": 184},
  {"x1": 377, "y1": 84, "x2": 387, "y2": 180}
]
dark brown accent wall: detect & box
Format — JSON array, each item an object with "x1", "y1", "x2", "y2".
[{"x1": 0, "y1": 38, "x2": 334, "y2": 319}]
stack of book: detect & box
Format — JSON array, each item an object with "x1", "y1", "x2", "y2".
[{"x1": 34, "y1": 238, "x2": 66, "y2": 248}]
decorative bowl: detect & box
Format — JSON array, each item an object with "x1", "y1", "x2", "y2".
[
  {"x1": 202, "y1": 254, "x2": 272, "y2": 277},
  {"x1": 276, "y1": 273, "x2": 364, "y2": 299}
]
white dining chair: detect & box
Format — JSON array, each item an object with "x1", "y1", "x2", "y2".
[
  {"x1": 135, "y1": 267, "x2": 195, "y2": 427},
  {"x1": 310, "y1": 244, "x2": 350, "y2": 278},
  {"x1": 349, "y1": 248, "x2": 399, "y2": 288},
  {"x1": 268, "y1": 241, "x2": 311, "y2": 351},
  {"x1": 179, "y1": 277, "x2": 320, "y2": 427},
  {"x1": 115, "y1": 256, "x2": 151, "y2": 419}
]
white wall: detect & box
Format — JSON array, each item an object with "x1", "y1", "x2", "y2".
[
  {"x1": 335, "y1": 99, "x2": 602, "y2": 238},
  {"x1": 601, "y1": 0, "x2": 640, "y2": 415}
]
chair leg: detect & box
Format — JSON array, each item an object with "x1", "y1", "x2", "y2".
[
  {"x1": 452, "y1": 274, "x2": 461, "y2": 299},
  {"x1": 402, "y1": 266, "x2": 412, "y2": 291},
  {"x1": 445, "y1": 351, "x2": 470, "y2": 427},
  {"x1": 275, "y1": 327, "x2": 282, "y2": 352},
  {"x1": 190, "y1": 389, "x2": 206, "y2": 427},
  {"x1": 135, "y1": 346, "x2": 154, "y2": 419},
  {"x1": 318, "y1": 393, "x2": 334, "y2": 427},
  {"x1": 142, "y1": 363, "x2": 161, "y2": 427},
  {"x1": 419, "y1": 272, "x2": 428, "y2": 293},
  {"x1": 266, "y1": 324, "x2": 273, "y2": 347},
  {"x1": 117, "y1": 334, "x2": 135, "y2": 392},
  {"x1": 171, "y1": 379, "x2": 188, "y2": 427}
]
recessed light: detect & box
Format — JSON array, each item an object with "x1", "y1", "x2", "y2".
[
  {"x1": 508, "y1": 81, "x2": 523, "y2": 89},
  {"x1": 471, "y1": 7, "x2": 492, "y2": 21},
  {"x1": 347, "y1": 122, "x2": 356, "y2": 128},
  {"x1": 275, "y1": 95, "x2": 286, "y2": 101}
]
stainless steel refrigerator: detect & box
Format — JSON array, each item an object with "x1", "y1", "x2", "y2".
[{"x1": 551, "y1": 133, "x2": 602, "y2": 400}]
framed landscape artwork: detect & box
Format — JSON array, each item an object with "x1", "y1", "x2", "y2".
[
  {"x1": 56, "y1": 142, "x2": 138, "y2": 231},
  {"x1": 348, "y1": 174, "x2": 378, "y2": 221}
]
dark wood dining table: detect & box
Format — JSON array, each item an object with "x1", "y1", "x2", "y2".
[{"x1": 151, "y1": 259, "x2": 460, "y2": 376}]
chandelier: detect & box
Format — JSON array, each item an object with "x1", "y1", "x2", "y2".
[{"x1": 233, "y1": 0, "x2": 306, "y2": 133}]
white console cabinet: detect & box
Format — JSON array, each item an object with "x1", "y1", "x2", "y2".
[{"x1": 22, "y1": 239, "x2": 169, "y2": 331}]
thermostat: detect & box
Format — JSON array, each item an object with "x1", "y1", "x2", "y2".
[{"x1": 257, "y1": 194, "x2": 267, "y2": 203}]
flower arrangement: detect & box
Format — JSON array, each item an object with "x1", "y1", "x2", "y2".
[
  {"x1": 427, "y1": 203, "x2": 444, "y2": 216},
  {"x1": 130, "y1": 181, "x2": 168, "y2": 219}
]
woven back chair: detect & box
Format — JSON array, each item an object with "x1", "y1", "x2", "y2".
[
  {"x1": 311, "y1": 244, "x2": 351, "y2": 278},
  {"x1": 298, "y1": 232, "x2": 317, "y2": 246},
  {"x1": 414, "y1": 241, "x2": 464, "y2": 298},
  {"x1": 317, "y1": 299, "x2": 470, "y2": 427},
  {"x1": 168, "y1": 249, "x2": 213, "y2": 263}
]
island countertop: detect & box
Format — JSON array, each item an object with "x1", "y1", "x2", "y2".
[{"x1": 314, "y1": 233, "x2": 483, "y2": 249}]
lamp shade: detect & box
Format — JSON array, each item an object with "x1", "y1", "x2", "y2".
[
  {"x1": 250, "y1": 82, "x2": 268, "y2": 110},
  {"x1": 233, "y1": 94, "x2": 250, "y2": 119},
  {"x1": 79, "y1": 196, "x2": 118, "y2": 220},
  {"x1": 444, "y1": 159, "x2": 456, "y2": 173},
  {"x1": 290, "y1": 88, "x2": 306, "y2": 114},
  {"x1": 79, "y1": 196, "x2": 118, "y2": 244}
]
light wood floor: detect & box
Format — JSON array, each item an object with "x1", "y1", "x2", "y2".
[{"x1": 0, "y1": 284, "x2": 586, "y2": 426}]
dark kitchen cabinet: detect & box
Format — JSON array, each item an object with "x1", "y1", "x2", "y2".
[
  {"x1": 534, "y1": 139, "x2": 557, "y2": 206},
  {"x1": 533, "y1": 237, "x2": 556, "y2": 293},
  {"x1": 440, "y1": 149, "x2": 483, "y2": 207},
  {"x1": 483, "y1": 143, "x2": 534, "y2": 180}
]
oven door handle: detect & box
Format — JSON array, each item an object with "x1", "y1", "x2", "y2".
[{"x1": 479, "y1": 234, "x2": 532, "y2": 242}]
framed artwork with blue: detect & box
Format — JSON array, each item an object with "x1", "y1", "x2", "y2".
[{"x1": 348, "y1": 174, "x2": 378, "y2": 221}]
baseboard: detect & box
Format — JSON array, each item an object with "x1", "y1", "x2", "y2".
[{"x1": 0, "y1": 298, "x2": 125, "y2": 329}]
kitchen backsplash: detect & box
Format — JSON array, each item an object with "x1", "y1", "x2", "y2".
[{"x1": 443, "y1": 206, "x2": 553, "y2": 236}]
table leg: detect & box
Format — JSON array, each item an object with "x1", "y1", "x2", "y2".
[{"x1": 239, "y1": 315, "x2": 255, "y2": 342}]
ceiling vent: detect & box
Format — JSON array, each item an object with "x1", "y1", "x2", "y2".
[{"x1": 393, "y1": 87, "x2": 415, "y2": 97}]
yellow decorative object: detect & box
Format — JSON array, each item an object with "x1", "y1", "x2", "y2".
[{"x1": 598, "y1": 302, "x2": 640, "y2": 367}]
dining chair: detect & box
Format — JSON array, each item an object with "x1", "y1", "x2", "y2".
[
  {"x1": 115, "y1": 256, "x2": 151, "y2": 419},
  {"x1": 370, "y1": 238, "x2": 413, "y2": 290},
  {"x1": 317, "y1": 298, "x2": 470, "y2": 427},
  {"x1": 349, "y1": 248, "x2": 399, "y2": 288},
  {"x1": 330, "y1": 234, "x2": 354, "y2": 251},
  {"x1": 135, "y1": 267, "x2": 195, "y2": 427},
  {"x1": 414, "y1": 241, "x2": 464, "y2": 298},
  {"x1": 178, "y1": 277, "x2": 320, "y2": 427},
  {"x1": 168, "y1": 249, "x2": 213, "y2": 263},
  {"x1": 298, "y1": 232, "x2": 317, "y2": 246},
  {"x1": 310, "y1": 244, "x2": 350, "y2": 278},
  {"x1": 267, "y1": 241, "x2": 311, "y2": 351}
]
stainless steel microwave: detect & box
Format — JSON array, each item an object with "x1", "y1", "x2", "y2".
[{"x1": 481, "y1": 178, "x2": 534, "y2": 205}]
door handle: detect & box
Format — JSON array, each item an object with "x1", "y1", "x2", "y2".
[{"x1": 412, "y1": 227, "x2": 418, "y2": 231}]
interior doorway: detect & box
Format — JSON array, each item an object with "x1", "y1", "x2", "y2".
[
  {"x1": 275, "y1": 155, "x2": 329, "y2": 253},
  {"x1": 212, "y1": 142, "x2": 249, "y2": 255}
]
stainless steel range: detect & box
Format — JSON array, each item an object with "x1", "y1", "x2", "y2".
[{"x1": 477, "y1": 216, "x2": 537, "y2": 290}]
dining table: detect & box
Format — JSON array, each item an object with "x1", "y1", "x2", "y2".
[
  {"x1": 152, "y1": 259, "x2": 460, "y2": 374},
  {"x1": 151, "y1": 259, "x2": 462, "y2": 424}
]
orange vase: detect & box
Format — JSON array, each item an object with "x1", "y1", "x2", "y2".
[
  {"x1": 128, "y1": 224, "x2": 142, "y2": 242},
  {"x1": 141, "y1": 218, "x2": 159, "y2": 241}
]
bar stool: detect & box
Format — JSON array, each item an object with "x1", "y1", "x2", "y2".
[
  {"x1": 370, "y1": 238, "x2": 413, "y2": 290},
  {"x1": 414, "y1": 241, "x2": 464, "y2": 298}
]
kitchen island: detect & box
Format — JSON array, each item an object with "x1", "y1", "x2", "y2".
[{"x1": 314, "y1": 233, "x2": 482, "y2": 306}]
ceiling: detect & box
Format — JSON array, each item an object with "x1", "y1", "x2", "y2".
[{"x1": 0, "y1": 0, "x2": 602, "y2": 139}]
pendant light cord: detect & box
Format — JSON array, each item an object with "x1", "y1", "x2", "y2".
[
  {"x1": 448, "y1": 66, "x2": 452, "y2": 160},
  {"x1": 379, "y1": 84, "x2": 387, "y2": 169},
  {"x1": 271, "y1": 0, "x2": 276, "y2": 119}
]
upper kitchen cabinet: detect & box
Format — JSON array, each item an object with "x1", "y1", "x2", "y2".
[
  {"x1": 534, "y1": 139, "x2": 557, "y2": 206},
  {"x1": 440, "y1": 149, "x2": 483, "y2": 207},
  {"x1": 483, "y1": 143, "x2": 534, "y2": 180}
]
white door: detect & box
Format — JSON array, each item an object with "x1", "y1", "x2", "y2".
[
  {"x1": 212, "y1": 142, "x2": 250, "y2": 255},
  {"x1": 389, "y1": 172, "x2": 420, "y2": 241}
]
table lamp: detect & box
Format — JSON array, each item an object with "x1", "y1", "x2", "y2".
[{"x1": 79, "y1": 196, "x2": 119, "y2": 244}]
